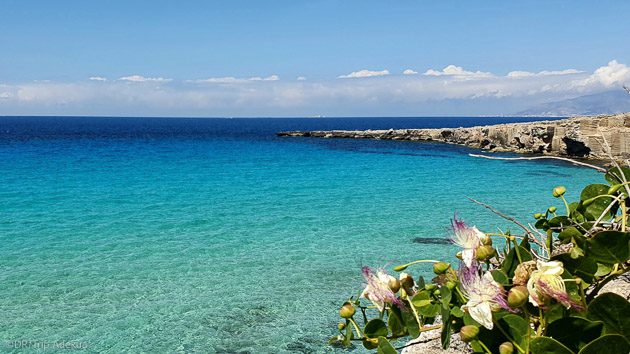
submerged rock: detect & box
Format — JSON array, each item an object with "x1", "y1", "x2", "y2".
[{"x1": 276, "y1": 112, "x2": 630, "y2": 160}]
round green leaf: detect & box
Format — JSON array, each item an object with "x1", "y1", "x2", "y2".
[
  {"x1": 577, "y1": 334, "x2": 630, "y2": 354},
  {"x1": 364, "y1": 319, "x2": 388, "y2": 338},
  {"x1": 585, "y1": 231, "x2": 630, "y2": 264},
  {"x1": 530, "y1": 337, "x2": 574, "y2": 354},
  {"x1": 587, "y1": 292, "x2": 630, "y2": 342},
  {"x1": 580, "y1": 184, "x2": 615, "y2": 221},
  {"x1": 546, "y1": 317, "x2": 603, "y2": 352},
  {"x1": 377, "y1": 336, "x2": 398, "y2": 354}
]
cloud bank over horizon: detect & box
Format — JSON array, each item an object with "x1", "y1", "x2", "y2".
[{"x1": 1, "y1": 61, "x2": 629, "y2": 117}]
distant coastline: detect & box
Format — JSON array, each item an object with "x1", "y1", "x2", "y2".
[{"x1": 277, "y1": 112, "x2": 630, "y2": 160}]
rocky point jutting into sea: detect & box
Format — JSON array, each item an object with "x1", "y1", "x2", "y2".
[{"x1": 277, "y1": 112, "x2": 630, "y2": 160}]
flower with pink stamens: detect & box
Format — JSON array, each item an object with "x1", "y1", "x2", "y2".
[
  {"x1": 460, "y1": 265, "x2": 514, "y2": 330},
  {"x1": 448, "y1": 217, "x2": 485, "y2": 267},
  {"x1": 526, "y1": 260, "x2": 583, "y2": 310},
  {"x1": 360, "y1": 266, "x2": 406, "y2": 312}
]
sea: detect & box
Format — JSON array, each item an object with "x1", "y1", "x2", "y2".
[{"x1": 0, "y1": 116, "x2": 600, "y2": 353}]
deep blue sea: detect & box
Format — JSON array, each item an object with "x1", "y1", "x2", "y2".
[{"x1": 0, "y1": 116, "x2": 600, "y2": 353}]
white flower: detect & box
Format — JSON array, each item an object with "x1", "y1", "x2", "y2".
[
  {"x1": 527, "y1": 261, "x2": 577, "y2": 309},
  {"x1": 460, "y1": 266, "x2": 511, "y2": 330},
  {"x1": 448, "y1": 217, "x2": 484, "y2": 267},
  {"x1": 360, "y1": 267, "x2": 405, "y2": 312}
]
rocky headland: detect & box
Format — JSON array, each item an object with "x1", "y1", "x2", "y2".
[{"x1": 277, "y1": 112, "x2": 630, "y2": 160}]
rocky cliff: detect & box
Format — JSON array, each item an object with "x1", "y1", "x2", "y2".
[{"x1": 276, "y1": 112, "x2": 630, "y2": 160}]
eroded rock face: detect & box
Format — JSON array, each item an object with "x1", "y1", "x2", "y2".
[{"x1": 276, "y1": 112, "x2": 630, "y2": 159}]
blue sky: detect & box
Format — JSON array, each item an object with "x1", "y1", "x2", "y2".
[{"x1": 1, "y1": 0, "x2": 629, "y2": 116}]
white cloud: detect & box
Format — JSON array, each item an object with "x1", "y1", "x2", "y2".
[
  {"x1": 571, "y1": 60, "x2": 630, "y2": 88},
  {"x1": 190, "y1": 75, "x2": 280, "y2": 83},
  {"x1": 119, "y1": 75, "x2": 172, "y2": 83},
  {"x1": 89, "y1": 77, "x2": 107, "y2": 81},
  {"x1": 2, "y1": 61, "x2": 628, "y2": 116},
  {"x1": 507, "y1": 69, "x2": 583, "y2": 78},
  {"x1": 423, "y1": 65, "x2": 492, "y2": 78},
  {"x1": 297, "y1": 76, "x2": 307, "y2": 81},
  {"x1": 338, "y1": 69, "x2": 390, "y2": 79},
  {"x1": 403, "y1": 69, "x2": 418, "y2": 75}
]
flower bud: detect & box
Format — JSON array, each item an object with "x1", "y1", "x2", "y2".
[
  {"x1": 459, "y1": 325, "x2": 479, "y2": 343},
  {"x1": 338, "y1": 322, "x2": 346, "y2": 330},
  {"x1": 456, "y1": 251, "x2": 463, "y2": 260},
  {"x1": 388, "y1": 277, "x2": 401, "y2": 293},
  {"x1": 552, "y1": 186, "x2": 566, "y2": 198},
  {"x1": 424, "y1": 284, "x2": 437, "y2": 291},
  {"x1": 475, "y1": 245, "x2": 495, "y2": 261},
  {"x1": 400, "y1": 272, "x2": 415, "y2": 294},
  {"x1": 548, "y1": 206, "x2": 557, "y2": 213},
  {"x1": 608, "y1": 184, "x2": 624, "y2": 195},
  {"x1": 433, "y1": 262, "x2": 451, "y2": 275},
  {"x1": 507, "y1": 286, "x2": 529, "y2": 308},
  {"x1": 445, "y1": 281, "x2": 456, "y2": 290},
  {"x1": 339, "y1": 302, "x2": 355, "y2": 318},
  {"x1": 499, "y1": 342, "x2": 514, "y2": 354},
  {"x1": 534, "y1": 213, "x2": 542, "y2": 219}
]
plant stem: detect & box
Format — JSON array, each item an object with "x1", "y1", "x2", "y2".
[
  {"x1": 349, "y1": 318, "x2": 366, "y2": 338},
  {"x1": 393, "y1": 260, "x2": 440, "y2": 272},
  {"x1": 560, "y1": 195, "x2": 570, "y2": 216},
  {"x1": 477, "y1": 339, "x2": 493, "y2": 354},
  {"x1": 523, "y1": 307, "x2": 532, "y2": 354}
]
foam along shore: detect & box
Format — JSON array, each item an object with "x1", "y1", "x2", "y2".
[{"x1": 276, "y1": 112, "x2": 630, "y2": 160}]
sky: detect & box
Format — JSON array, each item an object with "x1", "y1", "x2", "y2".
[{"x1": 1, "y1": 0, "x2": 629, "y2": 117}]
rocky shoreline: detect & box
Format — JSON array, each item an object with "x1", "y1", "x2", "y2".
[{"x1": 276, "y1": 112, "x2": 630, "y2": 160}]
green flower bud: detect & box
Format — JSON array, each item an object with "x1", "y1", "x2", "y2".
[
  {"x1": 433, "y1": 262, "x2": 451, "y2": 275},
  {"x1": 548, "y1": 206, "x2": 557, "y2": 213},
  {"x1": 507, "y1": 286, "x2": 529, "y2": 308},
  {"x1": 459, "y1": 325, "x2": 479, "y2": 343},
  {"x1": 456, "y1": 251, "x2": 463, "y2": 260},
  {"x1": 534, "y1": 213, "x2": 542, "y2": 219},
  {"x1": 388, "y1": 277, "x2": 401, "y2": 293},
  {"x1": 434, "y1": 289, "x2": 441, "y2": 296},
  {"x1": 445, "y1": 281, "x2": 456, "y2": 290},
  {"x1": 424, "y1": 284, "x2": 437, "y2": 291},
  {"x1": 338, "y1": 322, "x2": 346, "y2": 330},
  {"x1": 608, "y1": 184, "x2": 624, "y2": 195},
  {"x1": 499, "y1": 342, "x2": 514, "y2": 354},
  {"x1": 339, "y1": 302, "x2": 355, "y2": 318},
  {"x1": 475, "y1": 245, "x2": 495, "y2": 261},
  {"x1": 552, "y1": 186, "x2": 566, "y2": 198}
]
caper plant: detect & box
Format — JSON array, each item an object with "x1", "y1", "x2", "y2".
[{"x1": 331, "y1": 166, "x2": 630, "y2": 354}]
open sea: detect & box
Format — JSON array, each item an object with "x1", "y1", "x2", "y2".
[{"x1": 0, "y1": 116, "x2": 600, "y2": 353}]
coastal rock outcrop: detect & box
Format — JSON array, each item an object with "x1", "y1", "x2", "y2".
[{"x1": 276, "y1": 112, "x2": 630, "y2": 160}]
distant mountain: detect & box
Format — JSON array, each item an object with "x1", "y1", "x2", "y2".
[{"x1": 516, "y1": 90, "x2": 630, "y2": 117}]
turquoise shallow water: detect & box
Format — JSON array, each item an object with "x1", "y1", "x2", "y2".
[{"x1": 0, "y1": 117, "x2": 600, "y2": 353}]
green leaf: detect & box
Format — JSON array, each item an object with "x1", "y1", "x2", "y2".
[
  {"x1": 594, "y1": 262, "x2": 612, "y2": 277},
  {"x1": 388, "y1": 308, "x2": 405, "y2": 337},
  {"x1": 364, "y1": 319, "x2": 388, "y2": 338},
  {"x1": 587, "y1": 292, "x2": 630, "y2": 341},
  {"x1": 417, "y1": 303, "x2": 441, "y2": 317},
  {"x1": 363, "y1": 339, "x2": 378, "y2": 350},
  {"x1": 577, "y1": 334, "x2": 630, "y2": 354},
  {"x1": 530, "y1": 337, "x2": 574, "y2": 354},
  {"x1": 519, "y1": 233, "x2": 531, "y2": 250},
  {"x1": 440, "y1": 307, "x2": 451, "y2": 350},
  {"x1": 343, "y1": 323, "x2": 353, "y2": 346},
  {"x1": 440, "y1": 286, "x2": 452, "y2": 310},
  {"x1": 491, "y1": 269, "x2": 509, "y2": 286},
  {"x1": 552, "y1": 253, "x2": 597, "y2": 283},
  {"x1": 401, "y1": 300, "x2": 420, "y2": 338},
  {"x1": 377, "y1": 336, "x2": 398, "y2": 354},
  {"x1": 535, "y1": 218, "x2": 549, "y2": 231},
  {"x1": 605, "y1": 166, "x2": 630, "y2": 185},
  {"x1": 416, "y1": 276, "x2": 426, "y2": 290},
  {"x1": 463, "y1": 313, "x2": 480, "y2": 326},
  {"x1": 451, "y1": 306, "x2": 465, "y2": 318},
  {"x1": 580, "y1": 184, "x2": 615, "y2": 221},
  {"x1": 503, "y1": 246, "x2": 533, "y2": 278},
  {"x1": 547, "y1": 317, "x2": 603, "y2": 352},
  {"x1": 548, "y1": 215, "x2": 572, "y2": 230},
  {"x1": 558, "y1": 227, "x2": 583, "y2": 242},
  {"x1": 411, "y1": 291, "x2": 431, "y2": 308},
  {"x1": 499, "y1": 314, "x2": 529, "y2": 351},
  {"x1": 585, "y1": 231, "x2": 630, "y2": 264}
]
